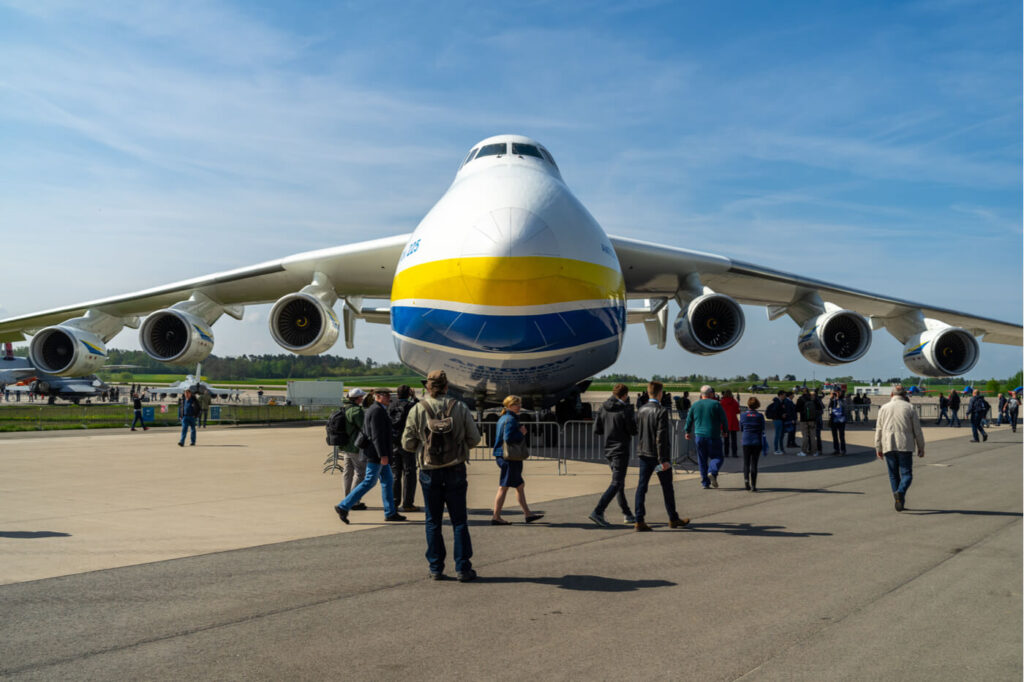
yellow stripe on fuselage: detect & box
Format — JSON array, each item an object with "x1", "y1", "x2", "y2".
[{"x1": 391, "y1": 257, "x2": 624, "y2": 306}]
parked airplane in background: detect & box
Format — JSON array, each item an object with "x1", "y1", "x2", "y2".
[
  {"x1": 148, "y1": 364, "x2": 233, "y2": 401},
  {"x1": 748, "y1": 381, "x2": 776, "y2": 393},
  {"x1": 0, "y1": 134, "x2": 1020, "y2": 412}
]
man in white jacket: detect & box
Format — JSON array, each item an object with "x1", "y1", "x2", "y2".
[{"x1": 875, "y1": 385, "x2": 926, "y2": 512}]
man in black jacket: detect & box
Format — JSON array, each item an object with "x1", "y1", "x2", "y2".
[
  {"x1": 389, "y1": 385, "x2": 419, "y2": 512},
  {"x1": 334, "y1": 389, "x2": 407, "y2": 523},
  {"x1": 795, "y1": 388, "x2": 821, "y2": 456},
  {"x1": 589, "y1": 384, "x2": 637, "y2": 528},
  {"x1": 634, "y1": 381, "x2": 689, "y2": 532},
  {"x1": 966, "y1": 389, "x2": 989, "y2": 443},
  {"x1": 178, "y1": 389, "x2": 199, "y2": 447}
]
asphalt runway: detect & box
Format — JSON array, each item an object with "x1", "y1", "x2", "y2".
[{"x1": 1, "y1": 431, "x2": 1020, "y2": 680}]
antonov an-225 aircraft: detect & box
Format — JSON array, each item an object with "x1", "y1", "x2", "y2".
[{"x1": 0, "y1": 134, "x2": 1020, "y2": 412}]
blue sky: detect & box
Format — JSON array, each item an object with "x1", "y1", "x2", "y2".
[{"x1": 0, "y1": 0, "x2": 1020, "y2": 381}]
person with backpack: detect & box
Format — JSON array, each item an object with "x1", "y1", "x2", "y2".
[
  {"x1": 334, "y1": 389, "x2": 407, "y2": 524},
  {"x1": 739, "y1": 397, "x2": 766, "y2": 491},
  {"x1": 828, "y1": 390, "x2": 848, "y2": 455},
  {"x1": 388, "y1": 385, "x2": 420, "y2": 512},
  {"x1": 490, "y1": 395, "x2": 544, "y2": 526},
  {"x1": 795, "y1": 388, "x2": 820, "y2": 456},
  {"x1": 634, "y1": 381, "x2": 689, "y2": 530},
  {"x1": 588, "y1": 384, "x2": 638, "y2": 527},
  {"x1": 339, "y1": 388, "x2": 369, "y2": 507},
  {"x1": 936, "y1": 393, "x2": 950, "y2": 425},
  {"x1": 673, "y1": 391, "x2": 693, "y2": 467},
  {"x1": 401, "y1": 370, "x2": 481, "y2": 582},
  {"x1": 766, "y1": 391, "x2": 785, "y2": 454},
  {"x1": 966, "y1": 389, "x2": 990, "y2": 443}
]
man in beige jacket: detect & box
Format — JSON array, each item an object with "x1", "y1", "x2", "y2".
[
  {"x1": 875, "y1": 385, "x2": 925, "y2": 511},
  {"x1": 402, "y1": 370, "x2": 481, "y2": 582}
]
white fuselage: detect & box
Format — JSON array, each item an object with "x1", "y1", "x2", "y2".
[{"x1": 390, "y1": 135, "x2": 626, "y2": 403}]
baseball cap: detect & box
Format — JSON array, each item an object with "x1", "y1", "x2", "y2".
[{"x1": 348, "y1": 388, "x2": 367, "y2": 399}]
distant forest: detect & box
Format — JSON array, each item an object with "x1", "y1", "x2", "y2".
[{"x1": 102, "y1": 349, "x2": 412, "y2": 380}]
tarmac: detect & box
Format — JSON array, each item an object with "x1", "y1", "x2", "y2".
[{"x1": 0, "y1": 418, "x2": 1020, "y2": 680}]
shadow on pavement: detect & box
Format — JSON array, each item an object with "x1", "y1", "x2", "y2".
[
  {"x1": 904, "y1": 509, "x2": 1023, "y2": 517},
  {"x1": 685, "y1": 522, "x2": 832, "y2": 538},
  {"x1": 756, "y1": 451, "x2": 875, "y2": 473},
  {"x1": 476, "y1": 574, "x2": 676, "y2": 592},
  {"x1": 752, "y1": 487, "x2": 864, "y2": 495},
  {"x1": 0, "y1": 530, "x2": 72, "y2": 539}
]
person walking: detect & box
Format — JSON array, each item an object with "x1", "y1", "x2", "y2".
[
  {"x1": 130, "y1": 392, "x2": 149, "y2": 431},
  {"x1": 1006, "y1": 393, "x2": 1019, "y2": 433},
  {"x1": 812, "y1": 389, "x2": 825, "y2": 455},
  {"x1": 490, "y1": 395, "x2": 544, "y2": 525},
  {"x1": 739, "y1": 397, "x2": 766, "y2": 491},
  {"x1": 966, "y1": 389, "x2": 990, "y2": 443},
  {"x1": 828, "y1": 390, "x2": 848, "y2": 455},
  {"x1": 767, "y1": 391, "x2": 786, "y2": 454},
  {"x1": 673, "y1": 391, "x2": 693, "y2": 467},
  {"x1": 334, "y1": 389, "x2": 407, "y2": 524},
  {"x1": 684, "y1": 385, "x2": 728, "y2": 489},
  {"x1": 589, "y1": 384, "x2": 638, "y2": 527},
  {"x1": 996, "y1": 393, "x2": 1007, "y2": 426},
  {"x1": 851, "y1": 392, "x2": 863, "y2": 423},
  {"x1": 875, "y1": 385, "x2": 925, "y2": 511},
  {"x1": 947, "y1": 390, "x2": 961, "y2": 427},
  {"x1": 634, "y1": 381, "x2": 689, "y2": 531},
  {"x1": 178, "y1": 389, "x2": 199, "y2": 447},
  {"x1": 402, "y1": 370, "x2": 481, "y2": 582},
  {"x1": 795, "y1": 388, "x2": 821, "y2": 456},
  {"x1": 936, "y1": 393, "x2": 950, "y2": 425},
  {"x1": 340, "y1": 388, "x2": 369, "y2": 509},
  {"x1": 388, "y1": 385, "x2": 420, "y2": 512},
  {"x1": 720, "y1": 389, "x2": 741, "y2": 458}
]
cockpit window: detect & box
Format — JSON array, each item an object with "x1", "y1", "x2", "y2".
[
  {"x1": 538, "y1": 146, "x2": 558, "y2": 169},
  {"x1": 511, "y1": 143, "x2": 543, "y2": 159},
  {"x1": 475, "y1": 142, "x2": 507, "y2": 159},
  {"x1": 460, "y1": 148, "x2": 479, "y2": 168}
]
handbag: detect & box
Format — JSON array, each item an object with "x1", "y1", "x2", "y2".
[
  {"x1": 503, "y1": 438, "x2": 530, "y2": 461},
  {"x1": 353, "y1": 428, "x2": 370, "y2": 450}
]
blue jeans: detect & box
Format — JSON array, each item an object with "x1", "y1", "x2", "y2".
[
  {"x1": 884, "y1": 451, "x2": 913, "y2": 495},
  {"x1": 338, "y1": 460, "x2": 396, "y2": 517},
  {"x1": 694, "y1": 436, "x2": 723, "y2": 488},
  {"x1": 970, "y1": 413, "x2": 987, "y2": 441},
  {"x1": 949, "y1": 408, "x2": 961, "y2": 426},
  {"x1": 936, "y1": 407, "x2": 949, "y2": 425},
  {"x1": 132, "y1": 410, "x2": 146, "y2": 429},
  {"x1": 772, "y1": 419, "x2": 785, "y2": 452},
  {"x1": 179, "y1": 416, "x2": 196, "y2": 445},
  {"x1": 1008, "y1": 408, "x2": 1018, "y2": 431},
  {"x1": 634, "y1": 457, "x2": 677, "y2": 523},
  {"x1": 419, "y1": 464, "x2": 472, "y2": 574}
]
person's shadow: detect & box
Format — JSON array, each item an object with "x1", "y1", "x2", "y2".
[
  {"x1": 0, "y1": 531, "x2": 71, "y2": 539},
  {"x1": 683, "y1": 522, "x2": 831, "y2": 538},
  {"x1": 904, "y1": 509, "x2": 1022, "y2": 517},
  {"x1": 476, "y1": 574, "x2": 676, "y2": 592}
]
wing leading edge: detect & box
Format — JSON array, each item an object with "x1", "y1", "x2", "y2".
[{"x1": 610, "y1": 235, "x2": 1022, "y2": 346}]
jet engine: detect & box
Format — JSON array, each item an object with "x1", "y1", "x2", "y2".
[
  {"x1": 902, "y1": 327, "x2": 979, "y2": 377},
  {"x1": 29, "y1": 326, "x2": 107, "y2": 376},
  {"x1": 674, "y1": 293, "x2": 745, "y2": 355},
  {"x1": 797, "y1": 310, "x2": 872, "y2": 365},
  {"x1": 139, "y1": 310, "x2": 215, "y2": 364},
  {"x1": 269, "y1": 292, "x2": 340, "y2": 355}
]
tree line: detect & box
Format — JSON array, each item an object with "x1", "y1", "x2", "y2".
[{"x1": 102, "y1": 349, "x2": 412, "y2": 379}]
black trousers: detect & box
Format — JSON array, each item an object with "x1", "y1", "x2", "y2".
[
  {"x1": 830, "y1": 422, "x2": 847, "y2": 453},
  {"x1": 391, "y1": 448, "x2": 418, "y2": 507},
  {"x1": 725, "y1": 430, "x2": 738, "y2": 457},
  {"x1": 742, "y1": 444, "x2": 761, "y2": 488},
  {"x1": 595, "y1": 454, "x2": 631, "y2": 515}
]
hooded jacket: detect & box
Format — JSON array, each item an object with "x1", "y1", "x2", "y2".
[{"x1": 593, "y1": 396, "x2": 637, "y2": 459}]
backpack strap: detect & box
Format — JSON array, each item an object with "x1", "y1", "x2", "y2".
[{"x1": 422, "y1": 401, "x2": 436, "y2": 420}]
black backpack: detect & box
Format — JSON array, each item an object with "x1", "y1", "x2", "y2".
[
  {"x1": 325, "y1": 409, "x2": 349, "y2": 446},
  {"x1": 765, "y1": 400, "x2": 779, "y2": 420},
  {"x1": 388, "y1": 399, "x2": 414, "y2": 446}
]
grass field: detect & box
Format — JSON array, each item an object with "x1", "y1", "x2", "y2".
[{"x1": 98, "y1": 374, "x2": 424, "y2": 388}]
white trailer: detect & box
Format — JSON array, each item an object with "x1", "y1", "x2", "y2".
[{"x1": 286, "y1": 380, "x2": 346, "y2": 407}]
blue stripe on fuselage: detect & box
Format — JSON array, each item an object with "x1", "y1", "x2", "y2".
[{"x1": 391, "y1": 304, "x2": 625, "y2": 354}]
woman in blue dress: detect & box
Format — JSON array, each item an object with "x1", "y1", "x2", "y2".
[{"x1": 491, "y1": 395, "x2": 544, "y2": 525}]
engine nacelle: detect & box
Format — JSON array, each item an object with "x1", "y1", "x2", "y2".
[
  {"x1": 797, "y1": 310, "x2": 872, "y2": 365},
  {"x1": 674, "y1": 293, "x2": 745, "y2": 355},
  {"x1": 269, "y1": 292, "x2": 340, "y2": 355},
  {"x1": 140, "y1": 310, "x2": 215, "y2": 364},
  {"x1": 29, "y1": 326, "x2": 107, "y2": 376},
  {"x1": 903, "y1": 327, "x2": 979, "y2": 378}
]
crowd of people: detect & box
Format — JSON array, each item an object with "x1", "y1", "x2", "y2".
[{"x1": 317, "y1": 372, "x2": 1018, "y2": 581}]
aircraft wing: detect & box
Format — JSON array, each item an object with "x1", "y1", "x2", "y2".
[
  {"x1": 0, "y1": 234, "x2": 411, "y2": 341},
  {"x1": 610, "y1": 235, "x2": 1022, "y2": 345}
]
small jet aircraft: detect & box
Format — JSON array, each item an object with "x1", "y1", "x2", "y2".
[
  {"x1": 748, "y1": 381, "x2": 776, "y2": 393},
  {"x1": 1, "y1": 344, "x2": 109, "y2": 404},
  {"x1": 0, "y1": 134, "x2": 1020, "y2": 411},
  {"x1": 148, "y1": 364, "x2": 233, "y2": 401}
]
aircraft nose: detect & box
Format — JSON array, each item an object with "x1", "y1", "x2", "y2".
[{"x1": 460, "y1": 207, "x2": 560, "y2": 258}]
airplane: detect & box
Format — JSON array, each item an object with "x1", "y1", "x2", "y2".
[
  {"x1": 0, "y1": 134, "x2": 1020, "y2": 414},
  {"x1": 148, "y1": 364, "x2": 234, "y2": 401},
  {"x1": 1, "y1": 344, "x2": 109, "y2": 404},
  {"x1": 748, "y1": 381, "x2": 776, "y2": 393}
]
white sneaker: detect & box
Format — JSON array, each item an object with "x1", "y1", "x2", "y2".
[
  {"x1": 774, "y1": 450, "x2": 783, "y2": 455},
  {"x1": 797, "y1": 452, "x2": 807, "y2": 457}
]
